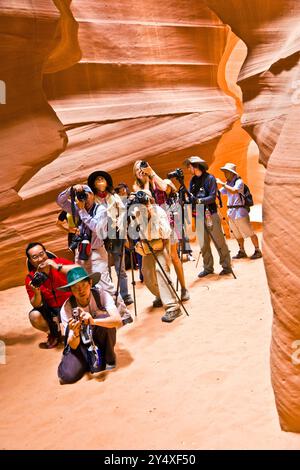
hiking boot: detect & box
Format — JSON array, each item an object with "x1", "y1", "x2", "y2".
[
  {"x1": 232, "y1": 250, "x2": 247, "y2": 259},
  {"x1": 219, "y1": 269, "x2": 232, "y2": 276},
  {"x1": 123, "y1": 294, "x2": 134, "y2": 306},
  {"x1": 152, "y1": 297, "x2": 163, "y2": 308},
  {"x1": 39, "y1": 333, "x2": 60, "y2": 349},
  {"x1": 181, "y1": 288, "x2": 190, "y2": 302},
  {"x1": 197, "y1": 270, "x2": 213, "y2": 278},
  {"x1": 250, "y1": 249, "x2": 262, "y2": 260},
  {"x1": 161, "y1": 308, "x2": 183, "y2": 323},
  {"x1": 105, "y1": 362, "x2": 116, "y2": 371}
]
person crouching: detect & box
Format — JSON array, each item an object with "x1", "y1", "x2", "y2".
[{"x1": 57, "y1": 267, "x2": 122, "y2": 384}]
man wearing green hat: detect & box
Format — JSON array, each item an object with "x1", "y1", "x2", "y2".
[{"x1": 57, "y1": 266, "x2": 122, "y2": 384}]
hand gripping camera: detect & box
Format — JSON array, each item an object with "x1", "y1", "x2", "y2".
[{"x1": 30, "y1": 271, "x2": 48, "y2": 288}]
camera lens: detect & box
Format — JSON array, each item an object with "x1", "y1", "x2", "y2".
[{"x1": 76, "y1": 190, "x2": 88, "y2": 202}]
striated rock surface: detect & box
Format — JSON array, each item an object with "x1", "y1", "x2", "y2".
[
  {"x1": 0, "y1": 1, "x2": 67, "y2": 214},
  {"x1": 1, "y1": 0, "x2": 246, "y2": 291},
  {"x1": 205, "y1": 0, "x2": 300, "y2": 432}
]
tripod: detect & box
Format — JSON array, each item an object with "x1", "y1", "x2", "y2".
[
  {"x1": 114, "y1": 236, "x2": 138, "y2": 318},
  {"x1": 136, "y1": 222, "x2": 189, "y2": 318}
]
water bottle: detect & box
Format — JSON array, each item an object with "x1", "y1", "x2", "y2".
[{"x1": 205, "y1": 208, "x2": 213, "y2": 229}]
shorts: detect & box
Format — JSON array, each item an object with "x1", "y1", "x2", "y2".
[{"x1": 228, "y1": 215, "x2": 255, "y2": 239}]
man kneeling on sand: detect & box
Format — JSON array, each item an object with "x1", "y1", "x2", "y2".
[{"x1": 57, "y1": 266, "x2": 122, "y2": 384}]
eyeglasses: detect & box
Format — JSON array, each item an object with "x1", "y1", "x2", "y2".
[{"x1": 30, "y1": 251, "x2": 46, "y2": 261}]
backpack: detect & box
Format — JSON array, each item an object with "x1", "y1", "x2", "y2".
[{"x1": 237, "y1": 178, "x2": 254, "y2": 208}]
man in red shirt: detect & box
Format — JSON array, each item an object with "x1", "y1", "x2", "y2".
[{"x1": 25, "y1": 242, "x2": 74, "y2": 349}]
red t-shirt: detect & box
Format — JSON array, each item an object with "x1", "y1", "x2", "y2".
[{"x1": 25, "y1": 258, "x2": 73, "y2": 308}]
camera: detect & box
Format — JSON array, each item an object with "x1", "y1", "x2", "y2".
[
  {"x1": 31, "y1": 271, "x2": 48, "y2": 288},
  {"x1": 69, "y1": 234, "x2": 83, "y2": 252},
  {"x1": 72, "y1": 308, "x2": 81, "y2": 322},
  {"x1": 130, "y1": 190, "x2": 151, "y2": 206},
  {"x1": 76, "y1": 189, "x2": 88, "y2": 202},
  {"x1": 69, "y1": 233, "x2": 91, "y2": 260},
  {"x1": 167, "y1": 168, "x2": 184, "y2": 181},
  {"x1": 139, "y1": 161, "x2": 148, "y2": 169}
]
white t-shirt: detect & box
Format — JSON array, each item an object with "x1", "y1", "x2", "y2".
[
  {"x1": 220, "y1": 177, "x2": 249, "y2": 220},
  {"x1": 60, "y1": 286, "x2": 117, "y2": 333}
]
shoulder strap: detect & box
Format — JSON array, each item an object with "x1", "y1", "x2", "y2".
[
  {"x1": 69, "y1": 295, "x2": 77, "y2": 309},
  {"x1": 91, "y1": 287, "x2": 102, "y2": 310}
]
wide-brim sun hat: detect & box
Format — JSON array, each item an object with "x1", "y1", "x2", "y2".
[
  {"x1": 87, "y1": 171, "x2": 114, "y2": 193},
  {"x1": 57, "y1": 266, "x2": 101, "y2": 292},
  {"x1": 183, "y1": 156, "x2": 208, "y2": 170},
  {"x1": 220, "y1": 163, "x2": 238, "y2": 175}
]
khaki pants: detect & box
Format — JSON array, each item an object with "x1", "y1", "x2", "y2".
[
  {"x1": 196, "y1": 212, "x2": 231, "y2": 272},
  {"x1": 142, "y1": 248, "x2": 178, "y2": 310}
]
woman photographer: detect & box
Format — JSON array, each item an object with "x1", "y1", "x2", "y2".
[
  {"x1": 87, "y1": 171, "x2": 133, "y2": 306},
  {"x1": 133, "y1": 161, "x2": 189, "y2": 301}
]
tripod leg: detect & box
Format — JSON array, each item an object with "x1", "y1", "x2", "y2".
[
  {"x1": 143, "y1": 240, "x2": 189, "y2": 317},
  {"x1": 129, "y1": 248, "x2": 138, "y2": 317},
  {"x1": 115, "y1": 240, "x2": 125, "y2": 299}
]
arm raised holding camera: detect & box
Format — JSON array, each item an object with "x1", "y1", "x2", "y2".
[{"x1": 141, "y1": 164, "x2": 169, "y2": 192}]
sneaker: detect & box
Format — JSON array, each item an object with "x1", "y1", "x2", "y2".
[
  {"x1": 105, "y1": 362, "x2": 116, "y2": 371},
  {"x1": 197, "y1": 270, "x2": 213, "y2": 278},
  {"x1": 161, "y1": 308, "x2": 183, "y2": 323},
  {"x1": 123, "y1": 294, "x2": 134, "y2": 306},
  {"x1": 219, "y1": 269, "x2": 232, "y2": 276},
  {"x1": 152, "y1": 297, "x2": 163, "y2": 308},
  {"x1": 250, "y1": 249, "x2": 262, "y2": 259},
  {"x1": 181, "y1": 288, "x2": 190, "y2": 301},
  {"x1": 232, "y1": 250, "x2": 247, "y2": 259},
  {"x1": 39, "y1": 333, "x2": 60, "y2": 349}
]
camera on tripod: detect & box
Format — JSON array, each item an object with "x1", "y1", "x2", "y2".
[
  {"x1": 30, "y1": 271, "x2": 48, "y2": 288},
  {"x1": 167, "y1": 168, "x2": 184, "y2": 182}
]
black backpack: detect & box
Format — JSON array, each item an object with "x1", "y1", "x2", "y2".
[{"x1": 236, "y1": 178, "x2": 254, "y2": 208}]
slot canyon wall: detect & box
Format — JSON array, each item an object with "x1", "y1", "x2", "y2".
[{"x1": 0, "y1": 0, "x2": 299, "y2": 431}]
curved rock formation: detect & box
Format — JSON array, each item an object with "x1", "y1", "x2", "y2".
[
  {"x1": 0, "y1": 1, "x2": 67, "y2": 215},
  {"x1": 204, "y1": 0, "x2": 300, "y2": 432}
]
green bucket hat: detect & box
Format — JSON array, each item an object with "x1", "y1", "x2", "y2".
[{"x1": 58, "y1": 266, "x2": 101, "y2": 292}]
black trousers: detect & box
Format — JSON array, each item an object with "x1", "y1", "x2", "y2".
[
  {"x1": 32, "y1": 305, "x2": 61, "y2": 338},
  {"x1": 57, "y1": 326, "x2": 116, "y2": 384}
]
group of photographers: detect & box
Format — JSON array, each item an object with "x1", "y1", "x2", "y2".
[{"x1": 25, "y1": 155, "x2": 262, "y2": 383}]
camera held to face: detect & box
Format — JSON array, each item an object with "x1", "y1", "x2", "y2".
[
  {"x1": 76, "y1": 189, "x2": 88, "y2": 202},
  {"x1": 130, "y1": 190, "x2": 151, "y2": 206},
  {"x1": 72, "y1": 307, "x2": 81, "y2": 322},
  {"x1": 31, "y1": 271, "x2": 48, "y2": 288},
  {"x1": 139, "y1": 160, "x2": 148, "y2": 169}
]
